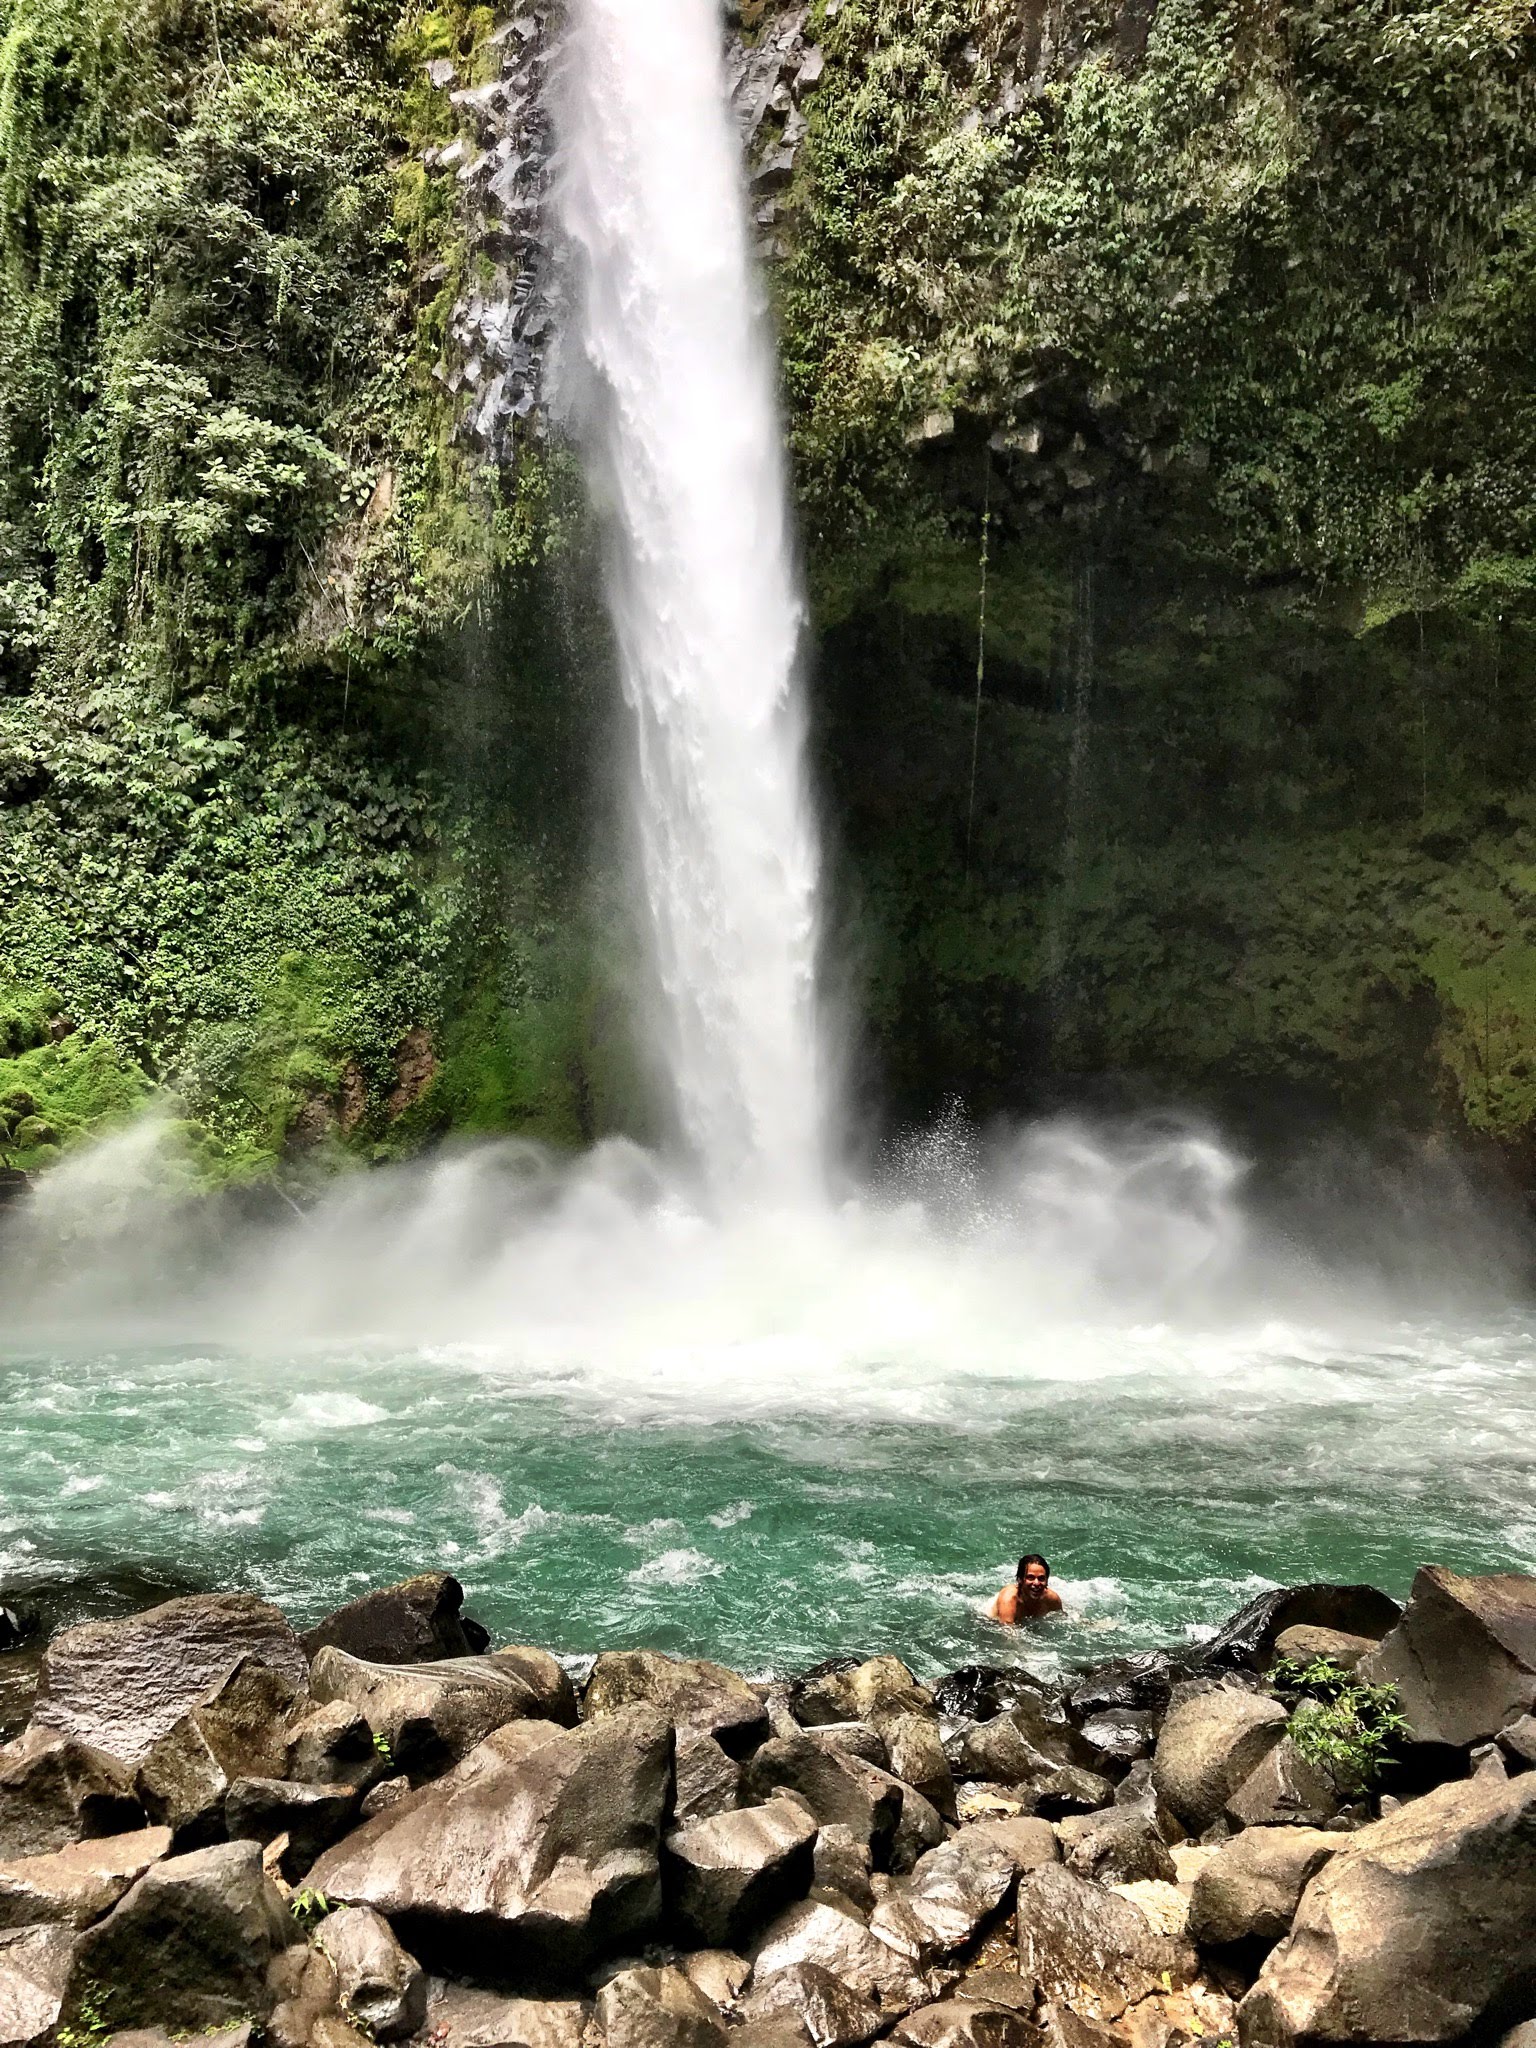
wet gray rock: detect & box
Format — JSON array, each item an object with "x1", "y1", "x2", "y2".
[
  {"x1": 745, "y1": 1735, "x2": 901, "y2": 1867},
  {"x1": 300, "y1": 1574, "x2": 479, "y2": 1666},
  {"x1": 1152, "y1": 1686, "x2": 1288, "y2": 1834},
  {"x1": 1198, "y1": 1586, "x2": 1400, "y2": 1677},
  {"x1": 1076, "y1": 1712, "x2": 1154, "y2": 1771},
  {"x1": 890, "y1": 2000, "x2": 1042, "y2": 2048},
  {"x1": 811, "y1": 1822, "x2": 875, "y2": 1914},
  {"x1": 1025, "y1": 1765, "x2": 1115, "y2": 1822},
  {"x1": 1239, "y1": 1770, "x2": 1536, "y2": 2044},
  {"x1": 791, "y1": 1659, "x2": 933, "y2": 1736},
  {"x1": 0, "y1": 1826, "x2": 171, "y2": 1930},
  {"x1": 0, "y1": 1731, "x2": 142, "y2": 1860},
  {"x1": 596, "y1": 1964, "x2": 728, "y2": 2048},
  {"x1": 1225, "y1": 1738, "x2": 1343, "y2": 1830},
  {"x1": 1187, "y1": 1827, "x2": 1339, "y2": 1949},
  {"x1": 675, "y1": 1731, "x2": 743, "y2": 1825},
  {"x1": 225, "y1": 1777, "x2": 358, "y2": 1877},
  {"x1": 953, "y1": 1702, "x2": 1083, "y2": 1786},
  {"x1": 137, "y1": 1660, "x2": 297, "y2": 1841},
  {"x1": 586, "y1": 1652, "x2": 768, "y2": 1757},
  {"x1": 804, "y1": 1723, "x2": 890, "y2": 1772},
  {"x1": 870, "y1": 1815, "x2": 1058, "y2": 1966},
  {"x1": 751, "y1": 1898, "x2": 927, "y2": 2015},
  {"x1": 1015, "y1": 1865, "x2": 1195, "y2": 2023},
  {"x1": 64, "y1": 1840, "x2": 292, "y2": 2034},
  {"x1": 1359, "y1": 1565, "x2": 1536, "y2": 1750},
  {"x1": 667, "y1": 1798, "x2": 818, "y2": 1948},
  {"x1": 286, "y1": 1701, "x2": 387, "y2": 1792},
  {"x1": 1056, "y1": 1805, "x2": 1176, "y2": 1885},
  {"x1": 308, "y1": 1647, "x2": 560, "y2": 1780},
  {"x1": 931, "y1": 1669, "x2": 1061, "y2": 1725},
  {"x1": 308, "y1": 1708, "x2": 672, "y2": 1975},
  {"x1": 32, "y1": 1594, "x2": 307, "y2": 1765},
  {"x1": 0, "y1": 1923, "x2": 74, "y2": 2048},
  {"x1": 315, "y1": 1904, "x2": 427, "y2": 2040},
  {"x1": 418, "y1": 1986, "x2": 590, "y2": 2048},
  {"x1": 883, "y1": 1713, "x2": 957, "y2": 1820},
  {"x1": 888, "y1": 1775, "x2": 947, "y2": 1875},
  {"x1": 1068, "y1": 1653, "x2": 1184, "y2": 1723},
  {"x1": 742, "y1": 1961, "x2": 882, "y2": 2048}
]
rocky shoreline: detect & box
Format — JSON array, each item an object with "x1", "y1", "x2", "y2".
[{"x1": 1, "y1": 1567, "x2": 1534, "y2": 2048}]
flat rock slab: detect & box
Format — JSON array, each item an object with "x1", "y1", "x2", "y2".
[
  {"x1": 0, "y1": 1826, "x2": 171, "y2": 1930},
  {"x1": 1360, "y1": 1564, "x2": 1536, "y2": 1749},
  {"x1": 1239, "y1": 1769, "x2": 1536, "y2": 2046},
  {"x1": 307, "y1": 1708, "x2": 672, "y2": 1975},
  {"x1": 32, "y1": 1595, "x2": 307, "y2": 1766},
  {"x1": 1016, "y1": 1865, "x2": 1195, "y2": 2024},
  {"x1": 890, "y1": 2000, "x2": 1043, "y2": 2048},
  {"x1": 421, "y1": 1988, "x2": 591, "y2": 2048}
]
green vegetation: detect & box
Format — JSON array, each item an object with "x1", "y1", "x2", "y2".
[
  {"x1": 1270, "y1": 1654, "x2": 1409, "y2": 1796},
  {"x1": 3, "y1": 0, "x2": 1536, "y2": 1172}
]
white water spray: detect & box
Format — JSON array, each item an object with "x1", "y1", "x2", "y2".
[{"x1": 554, "y1": 0, "x2": 829, "y2": 1203}]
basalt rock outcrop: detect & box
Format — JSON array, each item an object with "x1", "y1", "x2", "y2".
[{"x1": 0, "y1": 1566, "x2": 1530, "y2": 2048}]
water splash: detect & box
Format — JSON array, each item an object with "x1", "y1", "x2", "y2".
[{"x1": 552, "y1": 0, "x2": 829, "y2": 1203}]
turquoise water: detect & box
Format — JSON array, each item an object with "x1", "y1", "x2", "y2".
[
  {"x1": 4, "y1": 1319, "x2": 1534, "y2": 1678},
  {"x1": 4, "y1": 1119, "x2": 1534, "y2": 1676}
]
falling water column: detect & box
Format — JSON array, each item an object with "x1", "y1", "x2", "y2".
[{"x1": 553, "y1": 0, "x2": 830, "y2": 1204}]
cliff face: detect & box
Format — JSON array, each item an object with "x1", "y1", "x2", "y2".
[{"x1": 2, "y1": 0, "x2": 1535, "y2": 1179}]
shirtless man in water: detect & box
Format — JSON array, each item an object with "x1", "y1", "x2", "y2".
[{"x1": 988, "y1": 1553, "x2": 1064, "y2": 1624}]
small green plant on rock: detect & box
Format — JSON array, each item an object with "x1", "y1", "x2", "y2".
[
  {"x1": 372, "y1": 1729, "x2": 394, "y2": 1767},
  {"x1": 289, "y1": 1887, "x2": 333, "y2": 1934},
  {"x1": 1270, "y1": 1655, "x2": 1409, "y2": 1797},
  {"x1": 57, "y1": 1985, "x2": 112, "y2": 2048}
]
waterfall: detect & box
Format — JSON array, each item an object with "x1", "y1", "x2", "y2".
[{"x1": 553, "y1": 0, "x2": 830, "y2": 1203}]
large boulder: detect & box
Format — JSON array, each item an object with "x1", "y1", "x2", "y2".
[
  {"x1": 301, "y1": 1575, "x2": 480, "y2": 1665},
  {"x1": 1152, "y1": 1685, "x2": 1288, "y2": 1834},
  {"x1": 136, "y1": 1660, "x2": 297, "y2": 1841},
  {"x1": 0, "y1": 1827, "x2": 171, "y2": 1930},
  {"x1": 675, "y1": 1732, "x2": 743, "y2": 1826},
  {"x1": 1271, "y1": 1628, "x2": 1378, "y2": 1674},
  {"x1": 870, "y1": 1816, "x2": 1058, "y2": 1966},
  {"x1": 882, "y1": 1714, "x2": 956, "y2": 1820},
  {"x1": 791, "y1": 1660, "x2": 933, "y2": 1735},
  {"x1": 952, "y1": 1698, "x2": 1083, "y2": 1781},
  {"x1": 225, "y1": 1778, "x2": 358, "y2": 1877},
  {"x1": 315, "y1": 1904, "x2": 427, "y2": 2040},
  {"x1": 1238, "y1": 1769, "x2": 1536, "y2": 2045},
  {"x1": 64, "y1": 1840, "x2": 292, "y2": 2034},
  {"x1": 1068, "y1": 1653, "x2": 1186, "y2": 1723},
  {"x1": 585, "y1": 1653, "x2": 768, "y2": 1758},
  {"x1": 744, "y1": 1736, "x2": 901, "y2": 1867},
  {"x1": 1016, "y1": 1865, "x2": 1195, "y2": 2023},
  {"x1": 0, "y1": 1732, "x2": 141, "y2": 1860},
  {"x1": 1359, "y1": 1566, "x2": 1536, "y2": 1750},
  {"x1": 286, "y1": 1702, "x2": 388, "y2": 1792},
  {"x1": 1056, "y1": 1805, "x2": 1175, "y2": 1885},
  {"x1": 596, "y1": 1965, "x2": 727, "y2": 2048},
  {"x1": 1198, "y1": 1587, "x2": 1400, "y2": 1677},
  {"x1": 1226, "y1": 1739, "x2": 1343, "y2": 1830},
  {"x1": 666, "y1": 1799, "x2": 818, "y2": 1948},
  {"x1": 308, "y1": 1647, "x2": 562, "y2": 1780},
  {"x1": 31, "y1": 1595, "x2": 307, "y2": 1766},
  {"x1": 0, "y1": 1924, "x2": 74, "y2": 2048},
  {"x1": 750, "y1": 1898, "x2": 928, "y2": 2015},
  {"x1": 741, "y1": 1960, "x2": 882, "y2": 2048},
  {"x1": 417, "y1": 1987, "x2": 590, "y2": 2048},
  {"x1": 931, "y1": 1668, "x2": 1061, "y2": 1724},
  {"x1": 307, "y1": 1707, "x2": 672, "y2": 1974},
  {"x1": 1188, "y1": 1827, "x2": 1339, "y2": 1949}
]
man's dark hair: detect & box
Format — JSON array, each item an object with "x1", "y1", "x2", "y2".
[{"x1": 1017, "y1": 1553, "x2": 1050, "y2": 1580}]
